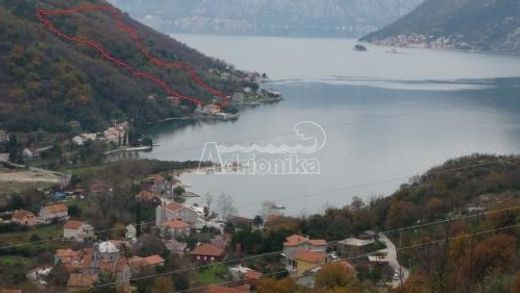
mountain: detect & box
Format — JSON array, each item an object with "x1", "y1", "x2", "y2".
[
  {"x1": 107, "y1": 0, "x2": 423, "y2": 37},
  {"x1": 0, "y1": 0, "x2": 245, "y2": 133},
  {"x1": 361, "y1": 0, "x2": 520, "y2": 52}
]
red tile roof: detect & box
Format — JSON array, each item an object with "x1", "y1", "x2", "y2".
[
  {"x1": 284, "y1": 234, "x2": 327, "y2": 247},
  {"x1": 56, "y1": 248, "x2": 80, "y2": 259},
  {"x1": 144, "y1": 255, "x2": 164, "y2": 266},
  {"x1": 136, "y1": 190, "x2": 158, "y2": 201},
  {"x1": 295, "y1": 250, "x2": 327, "y2": 264},
  {"x1": 43, "y1": 203, "x2": 68, "y2": 214},
  {"x1": 12, "y1": 209, "x2": 35, "y2": 220},
  {"x1": 284, "y1": 234, "x2": 308, "y2": 246},
  {"x1": 162, "y1": 219, "x2": 189, "y2": 230},
  {"x1": 64, "y1": 220, "x2": 84, "y2": 230},
  {"x1": 165, "y1": 202, "x2": 185, "y2": 212},
  {"x1": 244, "y1": 269, "x2": 262, "y2": 280},
  {"x1": 191, "y1": 243, "x2": 224, "y2": 257}
]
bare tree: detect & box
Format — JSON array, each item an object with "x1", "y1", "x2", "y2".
[
  {"x1": 204, "y1": 193, "x2": 215, "y2": 215},
  {"x1": 260, "y1": 201, "x2": 281, "y2": 220},
  {"x1": 216, "y1": 193, "x2": 237, "y2": 222}
]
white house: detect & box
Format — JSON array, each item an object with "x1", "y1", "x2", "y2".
[
  {"x1": 63, "y1": 220, "x2": 94, "y2": 242},
  {"x1": 155, "y1": 202, "x2": 200, "y2": 228},
  {"x1": 125, "y1": 224, "x2": 137, "y2": 240},
  {"x1": 39, "y1": 203, "x2": 68, "y2": 222}
]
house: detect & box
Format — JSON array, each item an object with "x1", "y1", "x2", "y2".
[
  {"x1": 190, "y1": 243, "x2": 225, "y2": 262},
  {"x1": 283, "y1": 234, "x2": 327, "y2": 269},
  {"x1": 294, "y1": 250, "x2": 327, "y2": 276},
  {"x1": 26, "y1": 266, "x2": 52, "y2": 286},
  {"x1": 96, "y1": 241, "x2": 120, "y2": 261},
  {"x1": 129, "y1": 255, "x2": 165, "y2": 272},
  {"x1": 155, "y1": 202, "x2": 200, "y2": 228},
  {"x1": 67, "y1": 273, "x2": 98, "y2": 292},
  {"x1": 203, "y1": 104, "x2": 221, "y2": 114},
  {"x1": 39, "y1": 203, "x2": 68, "y2": 222},
  {"x1": 333, "y1": 237, "x2": 375, "y2": 258},
  {"x1": 55, "y1": 249, "x2": 82, "y2": 266},
  {"x1": 161, "y1": 219, "x2": 190, "y2": 237},
  {"x1": 135, "y1": 190, "x2": 160, "y2": 204},
  {"x1": 63, "y1": 220, "x2": 94, "y2": 242},
  {"x1": 11, "y1": 209, "x2": 37, "y2": 226},
  {"x1": 150, "y1": 174, "x2": 172, "y2": 193}
]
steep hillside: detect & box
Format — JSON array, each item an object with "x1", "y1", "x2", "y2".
[
  {"x1": 361, "y1": 0, "x2": 520, "y2": 52},
  {"x1": 0, "y1": 0, "x2": 244, "y2": 133},
  {"x1": 108, "y1": 0, "x2": 423, "y2": 37}
]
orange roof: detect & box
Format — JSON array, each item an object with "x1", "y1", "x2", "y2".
[
  {"x1": 144, "y1": 255, "x2": 164, "y2": 266},
  {"x1": 165, "y1": 202, "x2": 185, "y2": 212},
  {"x1": 295, "y1": 250, "x2": 327, "y2": 264},
  {"x1": 12, "y1": 209, "x2": 35, "y2": 220},
  {"x1": 162, "y1": 219, "x2": 189, "y2": 229},
  {"x1": 56, "y1": 248, "x2": 80, "y2": 259},
  {"x1": 129, "y1": 256, "x2": 147, "y2": 268},
  {"x1": 43, "y1": 203, "x2": 68, "y2": 214},
  {"x1": 205, "y1": 285, "x2": 244, "y2": 293},
  {"x1": 284, "y1": 234, "x2": 308, "y2": 246},
  {"x1": 154, "y1": 174, "x2": 165, "y2": 183},
  {"x1": 136, "y1": 190, "x2": 158, "y2": 200},
  {"x1": 244, "y1": 269, "x2": 263, "y2": 280},
  {"x1": 64, "y1": 220, "x2": 84, "y2": 230},
  {"x1": 129, "y1": 255, "x2": 164, "y2": 268},
  {"x1": 191, "y1": 243, "x2": 224, "y2": 257},
  {"x1": 309, "y1": 239, "x2": 327, "y2": 246}
]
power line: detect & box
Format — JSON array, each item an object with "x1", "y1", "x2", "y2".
[
  {"x1": 86, "y1": 208, "x2": 520, "y2": 291},
  {"x1": 147, "y1": 104, "x2": 465, "y2": 156},
  {"x1": 90, "y1": 220, "x2": 520, "y2": 293},
  {"x1": 1, "y1": 156, "x2": 517, "y2": 250}
]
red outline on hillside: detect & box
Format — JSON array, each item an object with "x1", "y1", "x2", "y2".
[{"x1": 36, "y1": 4, "x2": 228, "y2": 107}]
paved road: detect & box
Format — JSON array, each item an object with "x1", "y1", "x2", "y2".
[{"x1": 379, "y1": 233, "x2": 410, "y2": 289}]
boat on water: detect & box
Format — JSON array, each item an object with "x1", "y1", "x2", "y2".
[{"x1": 354, "y1": 44, "x2": 368, "y2": 52}]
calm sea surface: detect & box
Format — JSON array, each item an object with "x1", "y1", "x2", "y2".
[{"x1": 142, "y1": 34, "x2": 520, "y2": 216}]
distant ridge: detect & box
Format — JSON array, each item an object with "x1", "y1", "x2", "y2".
[{"x1": 361, "y1": 0, "x2": 520, "y2": 53}]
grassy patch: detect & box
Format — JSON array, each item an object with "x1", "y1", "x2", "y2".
[
  {"x1": 0, "y1": 255, "x2": 35, "y2": 267},
  {"x1": 0, "y1": 224, "x2": 63, "y2": 244},
  {"x1": 196, "y1": 264, "x2": 229, "y2": 285}
]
